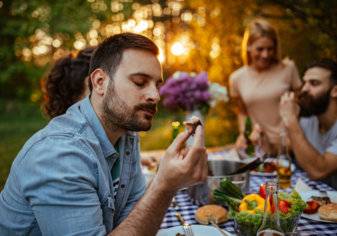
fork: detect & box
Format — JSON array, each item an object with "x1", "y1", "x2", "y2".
[
  {"x1": 208, "y1": 215, "x2": 229, "y2": 236},
  {"x1": 171, "y1": 198, "x2": 194, "y2": 236},
  {"x1": 175, "y1": 212, "x2": 194, "y2": 236}
]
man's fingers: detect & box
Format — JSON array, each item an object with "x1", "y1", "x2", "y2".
[
  {"x1": 167, "y1": 131, "x2": 191, "y2": 153},
  {"x1": 184, "y1": 146, "x2": 207, "y2": 165},
  {"x1": 191, "y1": 125, "x2": 204, "y2": 148}
]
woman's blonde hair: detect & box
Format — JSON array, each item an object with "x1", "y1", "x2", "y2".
[{"x1": 241, "y1": 19, "x2": 280, "y2": 65}]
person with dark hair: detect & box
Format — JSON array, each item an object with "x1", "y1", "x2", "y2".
[
  {"x1": 43, "y1": 47, "x2": 95, "y2": 118},
  {"x1": 280, "y1": 59, "x2": 337, "y2": 188},
  {"x1": 0, "y1": 32, "x2": 207, "y2": 235}
]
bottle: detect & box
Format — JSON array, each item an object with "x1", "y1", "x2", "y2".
[
  {"x1": 257, "y1": 181, "x2": 284, "y2": 236},
  {"x1": 276, "y1": 130, "x2": 292, "y2": 189},
  {"x1": 244, "y1": 117, "x2": 255, "y2": 156}
]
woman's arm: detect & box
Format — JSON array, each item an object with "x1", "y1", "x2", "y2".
[{"x1": 234, "y1": 97, "x2": 248, "y2": 150}]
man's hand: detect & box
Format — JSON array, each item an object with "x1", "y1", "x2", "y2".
[
  {"x1": 153, "y1": 125, "x2": 208, "y2": 192},
  {"x1": 109, "y1": 126, "x2": 207, "y2": 236},
  {"x1": 280, "y1": 92, "x2": 300, "y2": 128}
]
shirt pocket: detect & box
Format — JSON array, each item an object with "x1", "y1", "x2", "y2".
[{"x1": 101, "y1": 195, "x2": 115, "y2": 232}]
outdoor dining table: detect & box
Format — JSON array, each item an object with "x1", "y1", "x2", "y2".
[{"x1": 160, "y1": 151, "x2": 337, "y2": 235}]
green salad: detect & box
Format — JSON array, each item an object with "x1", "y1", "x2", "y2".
[{"x1": 213, "y1": 178, "x2": 306, "y2": 235}]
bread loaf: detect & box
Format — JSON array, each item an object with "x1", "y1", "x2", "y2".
[
  {"x1": 195, "y1": 204, "x2": 228, "y2": 225},
  {"x1": 319, "y1": 203, "x2": 337, "y2": 222}
]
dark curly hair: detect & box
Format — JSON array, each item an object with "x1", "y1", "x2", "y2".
[{"x1": 42, "y1": 47, "x2": 95, "y2": 118}]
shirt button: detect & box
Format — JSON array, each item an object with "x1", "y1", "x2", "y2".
[{"x1": 121, "y1": 184, "x2": 125, "y2": 189}]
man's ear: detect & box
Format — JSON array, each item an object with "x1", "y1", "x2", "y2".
[
  {"x1": 90, "y1": 69, "x2": 109, "y2": 96},
  {"x1": 331, "y1": 85, "x2": 337, "y2": 98}
]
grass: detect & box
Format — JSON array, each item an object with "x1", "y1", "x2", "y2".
[
  {"x1": 0, "y1": 100, "x2": 47, "y2": 190},
  {"x1": 0, "y1": 100, "x2": 237, "y2": 190}
]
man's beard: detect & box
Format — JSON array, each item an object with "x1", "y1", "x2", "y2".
[
  {"x1": 102, "y1": 82, "x2": 157, "y2": 132},
  {"x1": 299, "y1": 90, "x2": 331, "y2": 117}
]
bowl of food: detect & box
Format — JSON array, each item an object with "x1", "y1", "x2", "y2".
[
  {"x1": 187, "y1": 159, "x2": 250, "y2": 205},
  {"x1": 214, "y1": 179, "x2": 306, "y2": 235}
]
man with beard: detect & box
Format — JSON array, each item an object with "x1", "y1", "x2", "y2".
[
  {"x1": 280, "y1": 59, "x2": 337, "y2": 188},
  {"x1": 0, "y1": 33, "x2": 208, "y2": 235}
]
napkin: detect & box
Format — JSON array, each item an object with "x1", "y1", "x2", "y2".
[{"x1": 294, "y1": 178, "x2": 313, "y2": 192}]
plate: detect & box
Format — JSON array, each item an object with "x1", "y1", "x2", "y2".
[
  {"x1": 299, "y1": 190, "x2": 337, "y2": 223},
  {"x1": 250, "y1": 160, "x2": 295, "y2": 177},
  {"x1": 156, "y1": 225, "x2": 234, "y2": 236}
]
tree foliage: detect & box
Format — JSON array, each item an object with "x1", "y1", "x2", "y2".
[{"x1": 0, "y1": 0, "x2": 336, "y2": 100}]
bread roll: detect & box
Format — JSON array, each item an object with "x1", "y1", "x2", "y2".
[
  {"x1": 319, "y1": 203, "x2": 337, "y2": 222},
  {"x1": 195, "y1": 204, "x2": 228, "y2": 225}
]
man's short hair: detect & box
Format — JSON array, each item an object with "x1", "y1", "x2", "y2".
[
  {"x1": 306, "y1": 59, "x2": 337, "y2": 85},
  {"x1": 89, "y1": 32, "x2": 159, "y2": 91}
]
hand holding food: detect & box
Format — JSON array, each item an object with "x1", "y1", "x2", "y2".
[
  {"x1": 280, "y1": 92, "x2": 300, "y2": 128},
  {"x1": 153, "y1": 119, "x2": 207, "y2": 191},
  {"x1": 183, "y1": 116, "x2": 202, "y2": 135}
]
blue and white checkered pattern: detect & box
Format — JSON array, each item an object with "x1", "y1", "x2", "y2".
[{"x1": 161, "y1": 169, "x2": 337, "y2": 235}]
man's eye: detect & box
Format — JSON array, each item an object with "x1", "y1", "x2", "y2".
[{"x1": 134, "y1": 81, "x2": 145, "y2": 87}]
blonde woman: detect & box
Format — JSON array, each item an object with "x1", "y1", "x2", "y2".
[{"x1": 229, "y1": 19, "x2": 302, "y2": 155}]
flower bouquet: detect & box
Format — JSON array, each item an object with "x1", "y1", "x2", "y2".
[{"x1": 159, "y1": 71, "x2": 228, "y2": 114}]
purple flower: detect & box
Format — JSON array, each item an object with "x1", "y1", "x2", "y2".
[{"x1": 159, "y1": 71, "x2": 211, "y2": 111}]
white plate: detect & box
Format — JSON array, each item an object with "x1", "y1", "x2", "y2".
[
  {"x1": 250, "y1": 162, "x2": 295, "y2": 176},
  {"x1": 156, "y1": 225, "x2": 234, "y2": 236},
  {"x1": 299, "y1": 190, "x2": 337, "y2": 223}
]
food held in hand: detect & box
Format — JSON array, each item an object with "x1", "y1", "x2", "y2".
[
  {"x1": 183, "y1": 116, "x2": 202, "y2": 135},
  {"x1": 318, "y1": 203, "x2": 337, "y2": 222},
  {"x1": 304, "y1": 200, "x2": 320, "y2": 214},
  {"x1": 195, "y1": 204, "x2": 228, "y2": 224}
]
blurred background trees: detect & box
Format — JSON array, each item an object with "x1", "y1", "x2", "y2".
[{"x1": 1, "y1": 0, "x2": 336, "y2": 100}]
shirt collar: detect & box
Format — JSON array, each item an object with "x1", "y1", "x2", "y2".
[{"x1": 79, "y1": 97, "x2": 117, "y2": 158}]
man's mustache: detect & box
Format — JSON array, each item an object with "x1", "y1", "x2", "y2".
[
  {"x1": 135, "y1": 103, "x2": 157, "y2": 114},
  {"x1": 298, "y1": 91, "x2": 312, "y2": 101}
]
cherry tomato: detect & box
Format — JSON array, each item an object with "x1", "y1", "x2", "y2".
[
  {"x1": 279, "y1": 200, "x2": 290, "y2": 214},
  {"x1": 304, "y1": 200, "x2": 320, "y2": 214}
]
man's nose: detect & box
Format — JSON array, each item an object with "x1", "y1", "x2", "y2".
[
  {"x1": 261, "y1": 49, "x2": 270, "y2": 58},
  {"x1": 301, "y1": 82, "x2": 310, "y2": 93},
  {"x1": 146, "y1": 84, "x2": 160, "y2": 103}
]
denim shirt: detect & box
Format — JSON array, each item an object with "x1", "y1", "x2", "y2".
[{"x1": 0, "y1": 97, "x2": 146, "y2": 236}]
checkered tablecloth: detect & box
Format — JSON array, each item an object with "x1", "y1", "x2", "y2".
[{"x1": 161, "y1": 170, "x2": 337, "y2": 235}]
